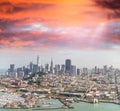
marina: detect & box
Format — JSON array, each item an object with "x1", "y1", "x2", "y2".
[{"x1": 33, "y1": 98, "x2": 64, "y2": 110}]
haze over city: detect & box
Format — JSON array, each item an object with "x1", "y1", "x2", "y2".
[{"x1": 0, "y1": 0, "x2": 120, "y2": 69}]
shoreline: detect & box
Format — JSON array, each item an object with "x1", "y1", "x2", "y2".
[
  {"x1": 0, "y1": 91, "x2": 119, "y2": 109},
  {"x1": 0, "y1": 99, "x2": 119, "y2": 110},
  {"x1": 77, "y1": 99, "x2": 120, "y2": 105}
]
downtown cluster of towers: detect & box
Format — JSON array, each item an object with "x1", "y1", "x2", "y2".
[
  {"x1": 7, "y1": 56, "x2": 80, "y2": 78},
  {"x1": 30, "y1": 56, "x2": 79, "y2": 76},
  {"x1": 7, "y1": 56, "x2": 114, "y2": 78}
]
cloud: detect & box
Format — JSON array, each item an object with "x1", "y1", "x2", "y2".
[
  {"x1": 0, "y1": 19, "x2": 120, "y2": 50},
  {"x1": 0, "y1": 0, "x2": 104, "y2": 26},
  {"x1": 94, "y1": 0, "x2": 120, "y2": 18},
  {"x1": 0, "y1": 1, "x2": 54, "y2": 14},
  {"x1": 0, "y1": 0, "x2": 120, "y2": 51},
  {"x1": 100, "y1": 21, "x2": 120, "y2": 44}
]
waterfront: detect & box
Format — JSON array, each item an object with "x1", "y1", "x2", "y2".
[{"x1": 0, "y1": 102, "x2": 119, "y2": 111}]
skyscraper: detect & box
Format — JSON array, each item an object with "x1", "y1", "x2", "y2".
[
  {"x1": 103, "y1": 65, "x2": 108, "y2": 75},
  {"x1": 10, "y1": 64, "x2": 15, "y2": 72},
  {"x1": 54, "y1": 64, "x2": 60, "y2": 75},
  {"x1": 45, "y1": 64, "x2": 49, "y2": 73},
  {"x1": 9, "y1": 64, "x2": 17, "y2": 78},
  {"x1": 50, "y1": 59, "x2": 53, "y2": 74},
  {"x1": 94, "y1": 66, "x2": 99, "y2": 74},
  {"x1": 33, "y1": 64, "x2": 39, "y2": 73},
  {"x1": 61, "y1": 64, "x2": 65, "y2": 74},
  {"x1": 77, "y1": 68, "x2": 80, "y2": 75},
  {"x1": 37, "y1": 55, "x2": 39, "y2": 65},
  {"x1": 71, "y1": 65, "x2": 76, "y2": 76},
  {"x1": 65, "y1": 59, "x2": 71, "y2": 74},
  {"x1": 82, "y1": 68, "x2": 88, "y2": 75},
  {"x1": 30, "y1": 62, "x2": 33, "y2": 72}
]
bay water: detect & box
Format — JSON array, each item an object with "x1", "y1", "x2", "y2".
[{"x1": 0, "y1": 102, "x2": 119, "y2": 111}]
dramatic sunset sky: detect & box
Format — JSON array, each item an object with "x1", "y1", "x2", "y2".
[{"x1": 0, "y1": 0, "x2": 120, "y2": 69}]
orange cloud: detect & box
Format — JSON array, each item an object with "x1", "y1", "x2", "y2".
[
  {"x1": 0, "y1": 0, "x2": 119, "y2": 51},
  {"x1": 0, "y1": 0, "x2": 106, "y2": 26},
  {"x1": 8, "y1": 0, "x2": 92, "y2": 5}
]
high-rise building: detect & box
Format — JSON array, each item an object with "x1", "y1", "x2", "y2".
[
  {"x1": 54, "y1": 64, "x2": 60, "y2": 75},
  {"x1": 8, "y1": 64, "x2": 17, "y2": 78},
  {"x1": 103, "y1": 65, "x2": 108, "y2": 75},
  {"x1": 54, "y1": 64, "x2": 58, "y2": 75},
  {"x1": 37, "y1": 56, "x2": 39, "y2": 65},
  {"x1": 45, "y1": 64, "x2": 49, "y2": 73},
  {"x1": 33, "y1": 64, "x2": 39, "y2": 73},
  {"x1": 17, "y1": 71, "x2": 24, "y2": 78},
  {"x1": 40, "y1": 65, "x2": 44, "y2": 72},
  {"x1": 30, "y1": 62, "x2": 33, "y2": 72},
  {"x1": 10, "y1": 64, "x2": 15, "y2": 72},
  {"x1": 50, "y1": 59, "x2": 53, "y2": 74},
  {"x1": 95, "y1": 66, "x2": 99, "y2": 74},
  {"x1": 65, "y1": 59, "x2": 71, "y2": 74},
  {"x1": 77, "y1": 68, "x2": 80, "y2": 75},
  {"x1": 58, "y1": 64, "x2": 60, "y2": 72},
  {"x1": 61, "y1": 64, "x2": 65, "y2": 74},
  {"x1": 71, "y1": 65, "x2": 76, "y2": 76},
  {"x1": 9, "y1": 72, "x2": 17, "y2": 78},
  {"x1": 23, "y1": 66, "x2": 30, "y2": 76},
  {"x1": 82, "y1": 68, "x2": 88, "y2": 75},
  {"x1": 17, "y1": 67, "x2": 23, "y2": 73}
]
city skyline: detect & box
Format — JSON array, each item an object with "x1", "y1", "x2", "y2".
[
  {"x1": 1, "y1": 50, "x2": 120, "y2": 69},
  {"x1": 0, "y1": 0, "x2": 120, "y2": 69},
  {"x1": 6, "y1": 56, "x2": 119, "y2": 71},
  {"x1": 6, "y1": 57, "x2": 117, "y2": 79}
]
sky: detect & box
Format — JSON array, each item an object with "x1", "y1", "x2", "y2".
[{"x1": 0, "y1": 0, "x2": 120, "y2": 69}]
